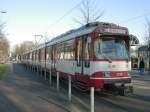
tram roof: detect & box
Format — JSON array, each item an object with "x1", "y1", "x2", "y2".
[
  {"x1": 46, "y1": 22, "x2": 128, "y2": 46},
  {"x1": 25, "y1": 22, "x2": 128, "y2": 53},
  {"x1": 46, "y1": 24, "x2": 97, "y2": 46},
  {"x1": 27, "y1": 22, "x2": 101, "y2": 53}
]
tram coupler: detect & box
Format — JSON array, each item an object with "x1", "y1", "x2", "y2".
[{"x1": 116, "y1": 83, "x2": 133, "y2": 96}]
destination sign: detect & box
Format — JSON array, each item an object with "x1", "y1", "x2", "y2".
[{"x1": 103, "y1": 28, "x2": 126, "y2": 34}]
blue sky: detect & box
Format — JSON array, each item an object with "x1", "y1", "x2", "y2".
[{"x1": 0, "y1": 0, "x2": 150, "y2": 47}]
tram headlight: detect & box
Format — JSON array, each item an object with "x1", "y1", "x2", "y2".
[{"x1": 104, "y1": 71, "x2": 111, "y2": 77}]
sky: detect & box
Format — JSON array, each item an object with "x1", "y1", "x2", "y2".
[{"x1": 0, "y1": 0, "x2": 150, "y2": 48}]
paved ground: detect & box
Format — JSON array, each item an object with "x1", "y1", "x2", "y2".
[
  {"x1": 0, "y1": 63, "x2": 150, "y2": 112},
  {"x1": 0, "y1": 64, "x2": 68, "y2": 112}
]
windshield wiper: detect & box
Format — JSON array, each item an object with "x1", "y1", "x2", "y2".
[{"x1": 101, "y1": 53, "x2": 112, "y2": 63}]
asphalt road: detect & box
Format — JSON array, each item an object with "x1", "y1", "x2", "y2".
[
  {"x1": 0, "y1": 63, "x2": 150, "y2": 112},
  {"x1": 0, "y1": 64, "x2": 68, "y2": 112},
  {"x1": 68, "y1": 75, "x2": 150, "y2": 112}
]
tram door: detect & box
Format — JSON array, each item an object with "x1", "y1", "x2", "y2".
[
  {"x1": 75, "y1": 36, "x2": 90, "y2": 75},
  {"x1": 76, "y1": 37, "x2": 83, "y2": 75}
]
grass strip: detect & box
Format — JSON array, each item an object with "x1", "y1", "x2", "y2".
[{"x1": 0, "y1": 64, "x2": 8, "y2": 80}]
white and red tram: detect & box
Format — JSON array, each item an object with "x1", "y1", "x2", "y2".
[{"x1": 22, "y1": 22, "x2": 133, "y2": 95}]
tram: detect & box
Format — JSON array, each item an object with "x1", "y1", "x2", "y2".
[{"x1": 22, "y1": 22, "x2": 133, "y2": 95}]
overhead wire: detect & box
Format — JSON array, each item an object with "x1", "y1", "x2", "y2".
[
  {"x1": 44, "y1": 0, "x2": 83, "y2": 35},
  {"x1": 120, "y1": 12, "x2": 150, "y2": 24}
]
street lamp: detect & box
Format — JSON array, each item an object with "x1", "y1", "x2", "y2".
[
  {"x1": 0, "y1": 10, "x2": 7, "y2": 22},
  {"x1": 34, "y1": 34, "x2": 48, "y2": 80},
  {"x1": 0, "y1": 10, "x2": 7, "y2": 13},
  {"x1": 34, "y1": 35, "x2": 44, "y2": 45}
]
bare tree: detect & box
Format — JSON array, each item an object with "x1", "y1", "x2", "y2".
[
  {"x1": 0, "y1": 22, "x2": 9, "y2": 62},
  {"x1": 0, "y1": 22, "x2": 6, "y2": 37},
  {"x1": 12, "y1": 41, "x2": 34, "y2": 59},
  {"x1": 74, "y1": 0, "x2": 104, "y2": 25},
  {"x1": 147, "y1": 19, "x2": 150, "y2": 71},
  {"x1": 143, "y1": 19, "x2": 150, "y2": 45},
  {"x1": 0, "y1": 37, "x2": 9, "y2": 61},
  {"x1": 142, "y1": 19, "x2": 150, "y2": 71},
  {"x1": 147, "y1": 20, "x2": 150, "y2": 46}
]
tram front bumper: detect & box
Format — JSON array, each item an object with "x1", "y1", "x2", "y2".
[{"x1": 104, "y1": 77, "x2": 131, "y2": 84}]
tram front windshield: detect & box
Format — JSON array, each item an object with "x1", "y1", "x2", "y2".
[{"x1": 94, "y1": 37, "x2": 129, "y2": 60}]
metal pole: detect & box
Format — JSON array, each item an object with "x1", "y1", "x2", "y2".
[
  {"x1": 57, "y1": 72, "x2": 59, "y2": 91},
  {"x1": 36, "y1": 66, "x2": 38, "y2": 74},
  {"x1": 44, "y1": 68, "x2": 47, "y2": 80},
  {"x1": 49, "y1": 69, "x2": 52, "y2": 86},
  {"x1": 68, "y1": 75, "x2": 71, "y2": 102},
  {"x1": 31, "y1": 65, "x2": 32, "y2": 71},
  {"x1": 11, "y1": 63, "x2": 14, "y2": 73},
  {"x1": 34, "y1": 66, "x2": 36, "y2": 73},
  {"x1": 32, "y1": 65, "x2": 34, "y2": 72},
  {"x1": 33, "y1": 66, "x2": 35, "y2": 72},
  {"x1": 41, "y1": 67, "x2": 43, "y2": 77},
  {"x1": 90, "y1": 87, "x2": 94, "y2": 112},
  {"x1": 30, "y1": 65, "x2": 31, "y2": 71},
  {"x1": 33, "y1": 66, "x2": 34, "y2": 72}
]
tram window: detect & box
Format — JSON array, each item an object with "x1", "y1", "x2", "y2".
[
  {"x1": 46, "y1": 47, "x2": 49, "y2": 60},
  {"x1": 38, "y1": 50, "x2": 41, "y2": 61},
  {"x1": 51, "y1": 46, "x2": 54, "y2": 61},
  {"x1": 31, "y1": 53, "x2": 32, "y2": 60},
  {"x1": 64, "y1": 40, "x2": 74, "y2": 60},
  {"x1": 55, "y1": 44, "x2": 64, "y2": 60},
  {"x1": 32, "y1": 52, "x2": 34, "y2": 61},
  {"x1": 33, "y1": 52, "x2": 35, "y2": 61},
  {"x1": 35, "y1": 52, "x2": 37, "y2": 61},
  {"x1": 60, "y1": 44, "x2": 64, "y2": 60},
  {"x1": 34, "y1": 52, "x2": 36, "y2": 61},
  {"x1": 94, "y1": 37, "x2": 128, "y2": 59},
  {"x1": 30, "y1": 53, "x2": 31, "y2": 60},
  {"x1": 46, "y1": 46, "x2": 51, "y2": 60},
  {"x1": 31, "y1": 52, "x2": 33, "y2": 60},
  {"x1": 35, "y1": 51, "x2": 36, "y2": 61},
  {"x1": 36, "y1": 51, "x2": 38, "y2": 61},
  {"x1": 41, "y1": 48, "x2": 45, "y2": 60},
  {"x1": 77, "y1": 38, "x2": 82, "y2": 66},
  {"x1": 55, "y1": 45, "x2": 59, "y2": 60},
  {"x1": 84, "y1": 37, "x2": 90, "y2": 67},
  {"x1": 35, "y1": 52, "x2": 36, "y2": 61},
  {"x1": 53, "y1": 46, "x2": 57, "y2": 61},
  {"x1": 64, "y1": 46, "x2": 72, "y2": 60},
  {"x1": 27, "y1": 54, "x2": 29, "y2": 60}
]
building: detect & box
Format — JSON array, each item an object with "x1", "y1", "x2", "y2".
[
  {"x1": 138, "y1": 45, "x2": 149, "y2": 70},
  {"x1": 129, "y1": 34, "x2": 140, "y2": 69},
  {"x1": 130, "y1": 46, "x2": 139, "y2": 69}
]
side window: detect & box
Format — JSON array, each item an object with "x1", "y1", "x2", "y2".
[
  {"x1": 56, "y1": 44, "x2": 62, "y2": 60},
  {"x1": 77, "y1": 38, "x2": 82, "y2": 66},
  {"x1": 33, "y1": 52, "x2": 35, "y2": 61},
  {"x1": 64, "y1": 40, "x2": 74, "y2": 60},
  {"x1": 38, "y1": 49, "x2": 41, "y2": 61},
  {"x1": 56, "y1": 45, "x2": 58, "y2": 60},
  {"x1": 30, "y1": 53, "x2": 32, "y2": 60},
  {"x1": 60, "y1": 44, "x2": 64, "y2": 60},
  {"x1": 46, "y1": 46, "x2": 51, "y2": 61},
  {"x1": 36, "y1": 50, "x2": 38, "y2": 61},
  {"x1": 52, "y1": 46, "x2": 56, "y2": 62},
  {"x1": 41, "y1": 48, "x2": 45, "y2": 60},
  {"x1": 84, "y1": 36, "x2": 91, "y2": 67}
]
